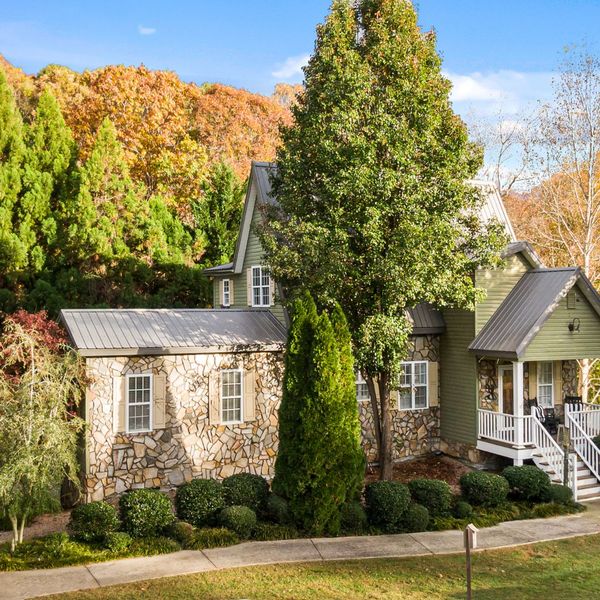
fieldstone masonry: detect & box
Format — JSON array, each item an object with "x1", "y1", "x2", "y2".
[
  {"x1": 359, "y1": 335, "x2": 441, "y2": 462},
  {"x1": 84, "y1": 351, "x2": 283, "y2": 502}
]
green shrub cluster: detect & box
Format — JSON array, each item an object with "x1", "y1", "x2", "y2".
[
  {"x1": 251, "y1": 523, "x2": 300, "y2": 541},
  {"x1": 365, "y1": 481, "x2": 411, "y2": 532},
  {"x1": 502, "y1": 465, "x2": 551, "y2": 502},
  {"x1": 266, "y1": 494, "x2": 290, "y2": 524},
  {"x1": 187, "y1": 527, "x2": 240, "y2": 550},
  {"x1": 119, "y1": 489, "x2": 175, "y2": 538},
  {"x1": 543, "y1": 484, "x2": 573, "y2": 505},
  {"x1": 223, "y1": 473, "x2": 269, "y2": 512},
  {"x1": 408, "y1": 479, "x2": 453, "y2": 517},
  {"x1": 175, "y1": 479, "x2": 225, "y2": 527},
  {"x1": 340, "y1": 501, "x2": 368, "y2": 534},
  {"x1": 104, "y1": 532, "x2": 132, "y2": 553},
  {"x1": 68, "y1": 501, "x2": 120, "y2": 543},
  {"x1": 219, "y1": 505, "x2": 257, "y2": 538},
  {"x1": 459, "y1": 472, "x2": 509, "y2": 507},
  {"x1": 400, "y1": 504, "x2": 429, "y2": 533},
  {"x1": 168, "y1": 521, "x2": 195, "y2": 546},
  {"x1": 453, "y1": 500, "x2": 473, "y2": 519}
]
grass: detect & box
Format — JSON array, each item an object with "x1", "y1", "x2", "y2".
[
  {"x1": 48, "y1": 534, "x2": 600, "y2": 599},
  {"x1": 44, "y1": 535, "x2": 600, "y2": 600}
]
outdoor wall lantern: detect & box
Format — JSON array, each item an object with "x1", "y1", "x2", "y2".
[{"x1": 568, "y1": 317, "x2": 581, "y2": 332}]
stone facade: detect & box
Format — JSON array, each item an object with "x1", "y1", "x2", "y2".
[
  {"x1": 359, "y1": 335, "x2": 441, "y2": 462},
  {"x1": 84, "y1": 351, "x2": 283, "y2": 502}
]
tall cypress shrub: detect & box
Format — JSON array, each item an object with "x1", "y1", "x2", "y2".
[{"x1": 273, "y1": 293, "x2": 365, "y2": 535}]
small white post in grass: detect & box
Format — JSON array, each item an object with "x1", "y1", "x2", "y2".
[{"x1": 464, "y1": 523, "x2": 479, "y2": 600}]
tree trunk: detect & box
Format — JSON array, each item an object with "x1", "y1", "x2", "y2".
[
  {"x1": 581, "y1": 358, "x2": 590, "y2": 403},
  {"x1": 9, "y1": 515, "x2": 18, "y2": 553},
  {"x1": 18, "y1": 512, "x2": 27, "y2": 544},
  {"x1": 378, "y1": 372, "x2": 393, "y2": 480}
]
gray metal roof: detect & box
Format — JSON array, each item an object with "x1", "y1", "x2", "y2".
[
  {"x1": 502, "y1": 241, "x2": 543, "y2": 268},
  {"x1": 468, "y1": 179, "x2": 517, "y2": 242},
  {"x1": 469, "y1": 268, "x2": 581, "y2": 358},
  {"x1": 60, "y1": 309, "x2": 287, "y2": 357},
  {"x1": 253, "y1": 161, "x2": 278, "y2": 206},
  {"x1": 203, "y1": 262, "x2": 234, "y2": 275},
  {"x1": 407, "y1": 303, "x2": 445, "y2": 335}
]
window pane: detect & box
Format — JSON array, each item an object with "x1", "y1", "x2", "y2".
[
  {"x1": 221, "y1": 370, "x2": 242, "y2": 422},
  {"x1": 399, "y1": 389, "x2": 412, "y2": 410},
  {"x1": 414, "y1": 385, "x2": 427, "y2": 408},
  {"x1": 414, "y1": 362, "x2": 427, "y2": 385},
  {"x1": 539, "y1": 362, "x2": 553, "y2": 385},
  {"x1": 539, "y1": 384, "x2": 553, "y2": 408},
  {"x1": 400, "y1": 363, "x2": 412, "y2": 387}
]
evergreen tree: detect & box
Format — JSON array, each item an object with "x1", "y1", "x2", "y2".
[
  {"x1": 0, "y1": 69, "x2": 27, "y2": 282},
  {"x1": 262, "y1": 0, "x2": 506, "y2": 478},
  {"x1": 192, "y1": 160, "x2": 245, "y2": 266},
  {"x1": 273, "y1": 293, "x2": 364, "y2": 535}
]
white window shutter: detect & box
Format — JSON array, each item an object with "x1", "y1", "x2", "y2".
[
  {"x1": 553, "y1": 361, "x2": 563, "y2": 405},
  {"x1": 246, "y1": 268, "x2": 253, "y2": 306},
  {"x1": 428, "y1": 362, "x2": 439, "y2": 407},
  {"x1": 113, "y1": 376, "x2": 126, "y2": 433},
  {"x1": 528, "y1": 362, "x2": 537, "y2": 400},
  {"x1": 269, "y1": 277, "x2": 275, "y2": 306},
  {"x1": 244, "y1": 368, "x2": 256, "y2": 421},
  {"x1": 153, "y1": 374, "x2": 166, "y2": 429},
  {"x1": 229, "y1": 279, "x2": 234, "y2": 305},
  {"x1": 209, "y1": 371, "x2": 221, "y2": 424},
  {"x1": 219, "y1": 279, "x2": 224, "y2": 306}
]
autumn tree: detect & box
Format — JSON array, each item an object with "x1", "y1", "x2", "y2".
[{"x1": 262, "y1": 0, "x2": 505, "y2": 479}]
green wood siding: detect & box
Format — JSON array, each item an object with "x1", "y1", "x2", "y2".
[
  {"x1": 475, "y1": 254, "x2": 530, "y2": 334},
  {"x1": 522, "y1": 287, "x2": 600, "y2": 361},
  {"x1": 440, "y1": 309, "x2": 478, "y2": 444}
]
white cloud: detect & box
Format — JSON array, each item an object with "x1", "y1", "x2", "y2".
[
  {"x1": 138, "y1": 25, "x2": 156, "y2": 36},
  {"x1": 271, "y1": 54, "x2": 309, "y2": 80}
]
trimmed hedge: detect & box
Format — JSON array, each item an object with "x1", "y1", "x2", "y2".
[
  {"x1": 408, "y1": 479, "x2": 453, "y2": 517},
  {"x1": 119, "y1": 489, "x2": 175, "y2": 538},
  {"x1": 365, "y1": 481, "x2": 411, "y2": 532},
  {"x1": 104, "y1": 531, "x2": 132, "y2": 553},
  {"x1": 453, "y1": 500, "x2": 473, "y2": 519},
  {"x1": 68, "y1": 501, "x2": 120, "y2": 543},
  {"x1": 502, "y1": 465, "x2": 551, "y2": 502},
  {"x1": 340, "y1": 501, "x2": 368, "y2": 534},
  {"x1": 219, "y1": 505, "x2": 257, "y2": 538},
  {"x1": 459, "y1": 471, "x2": 509, "y2": 507},
  {"x1": 266, "y1": 494, "x2": 290, "y2": 524},
  {"x1": 543, "y1": 484, "x2": 574, "y2": 505},
  {"x1": 175, "y1": 479, "x2": 225, "y2": 527},
  {"x1": 168, "y1": 521, "x2": 195, "y2": 546},
  {"x1": 400, "y1": 503, "x2": 430, "y2": 533},
  {"x1": 222, "y1": 473, "x2": 270, "y2": 512},
  {"x1": 187, "y1": 527, "x2": 240, "y2": 550}
]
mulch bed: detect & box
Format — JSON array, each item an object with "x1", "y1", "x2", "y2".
[{"x1": 365, "y1": 454, "x2": 473, "y2": 493}]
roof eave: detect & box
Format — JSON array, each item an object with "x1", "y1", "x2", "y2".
[{"x1": 78, "y1": 343, "x2": 286, "y2": 358}]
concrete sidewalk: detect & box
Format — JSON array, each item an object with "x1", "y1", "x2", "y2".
[{"x1": 2, "y1": 503, "x2": 600, "y2": 600}]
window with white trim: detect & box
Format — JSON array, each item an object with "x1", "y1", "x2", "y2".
[
  {"x1": 399, "y1": 361, "x2": 428, "y2": 410},
  {"x1": 356, "y1": 371, "x2": 370, "y2": 402},
  {"x1": 537, "y1": 361, "x2": 554, "y2": 408},
  {"x1": 222, "y1": 279, "x2": 231, "y2": 307},
  {"x1": 251, "y1": 266, "x2": 271, "y2": 307},
  {"x1": 127, "y1": 374, "x2": 152, "y2": 432},
  {"x1": 221, "y1": 369, "x2": 243, "y2": 423}
]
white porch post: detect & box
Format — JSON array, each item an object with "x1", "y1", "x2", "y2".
[{"x1": 513, "y1": 361, "x2": 525, "y2": 463}]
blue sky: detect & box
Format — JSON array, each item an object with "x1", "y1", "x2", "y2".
[{"x1": 1, "y1": 0, "x2": 599, "y2": 120}]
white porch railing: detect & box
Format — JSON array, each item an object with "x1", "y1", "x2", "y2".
[
  {"x1": 566, "y1": 410, "x2": 600, "y2": 484},
  {"x1": 530, "y1": 413, "x2": 565, "y2": 483},
  {"x1": 566, "y1": 403, "x2": 600, "y2": 438},
  {"x1": 478, "y1": 410, "x2": 532, "y2": 446}
]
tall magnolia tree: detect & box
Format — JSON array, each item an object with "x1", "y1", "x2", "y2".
[
  {"x1": 0, "y1": 315, "x2": 84, "y2": 551},
  {"x1": 261, "y1": 0, "x2": 505, "y2": 478}
]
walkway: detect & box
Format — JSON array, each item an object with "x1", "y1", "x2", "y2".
[{"x1": 2, "y1": 501, "x2": 600, "y2": 600}]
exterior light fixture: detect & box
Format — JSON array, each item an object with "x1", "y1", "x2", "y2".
[{"x1": 568, "y1": 318, "x2": 581, "y2": 332}]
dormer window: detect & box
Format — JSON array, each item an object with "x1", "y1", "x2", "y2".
[
  {"x1": 251, "y1": 266, "x2": 271, "y2": 307},
  {"x1": 222, "y1": 279, "x2": 232, "y2": 307}
]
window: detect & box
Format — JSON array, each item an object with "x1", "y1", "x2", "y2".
[
  {"x1": 537, "y1": 361, "x2": 554, "y2": 408},
  {"x1": 356, "y1": 371, "x2": 370, "y2": 402},
  {"x1": 222, "y1": 279, "x2": 231, "y2": 307},
  {"x1": 221, "y1": 369, "x2": 243, "y2": 423},
  {"x1": 127, "y1": 374, "x2": 152, "y2": 432},
  {"x1": 251, "y1": 266, "x2": 271, "y2": 307},
  {"x1": 399, "y1": 361, "x2": 428, "y2": 410}
]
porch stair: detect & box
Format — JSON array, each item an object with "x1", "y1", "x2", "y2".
[{"x1": 532, "y1": 454, "x2": 600, "y2": 501}]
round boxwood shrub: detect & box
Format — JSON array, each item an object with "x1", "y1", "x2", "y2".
[
  {"x1": 266, "y1": 493, "x2": 290, "y2": 524},
  {"x1": 543, "y1": 484, "x2": 574, "y2": 505},
  {"x1": 502, "y1": 465, "x2": 551, "y2": 502},
  {"x1": 175, "y1": 478, "x2": 226, "y2": 527},
  {"x1": 399, "y1": 503, "x2": 430, "y2": 533},
  {"x1": 68, "y1": 501, "x2": 120, "y2": 543},
  {"x1": 104, "y1": 531, "x2": 132, "y2": 553},
  {"x1": 365, "y1": 481, "x2": 411, "y2": 532},
  {"x1": 222, "y1": 473, "x2": 269, "y2": 512},
  {"x1": 168, "y1": 520, "x2": 195, "y2": 546},
  {"x1": 119, "y1": 489, "x2": 175, "y2": 538},
  {"x1": 459, "y1": 471, "x2": 509, "y2": 508},
  {"x1": 408, "y1": 479, "x2": 453, "y2": 517},
  {"x1": 453, "y1": 500, "x2": 473, "y2": 519},
  {"x1": 219, "y1": 505, "x2": 257, "y2": 539},
  {"x1": 340, "y1": 501, "x2": 368, "y2": 534}
]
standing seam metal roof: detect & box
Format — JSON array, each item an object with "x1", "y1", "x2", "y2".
[
  {"x1": 60, "y1": 309, "x2": 287, "y2": 356},
  {"x1": 468, "y1": 268, "x2": 581, "y2": 358}
]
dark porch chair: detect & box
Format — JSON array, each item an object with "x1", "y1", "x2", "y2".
[
  {"x1": 565, "y1": 395, "x2": 584, "y2": 412},
  {"x1": 527, "y1": 397, "x2": 560, "y2": 435}
]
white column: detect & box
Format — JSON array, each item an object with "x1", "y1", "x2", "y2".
[{"x1": 513, "y1": 361, "x2": 525, "y2": 461}]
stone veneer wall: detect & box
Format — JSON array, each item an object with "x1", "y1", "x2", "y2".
[
  {"x1": 359, "y1": 335, "x2": 441, "y2": 462},
  {"x1": 84, "y1": 351, "x2": 283, "y2": 502}
]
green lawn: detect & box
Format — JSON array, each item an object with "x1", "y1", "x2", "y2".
[{"x1": 52, "y1": 534, "x2": 600, "y2": 599}]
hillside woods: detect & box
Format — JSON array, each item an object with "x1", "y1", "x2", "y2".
[{"x1": 0, "y1": 55, "x2": 299, "y2": 314}]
